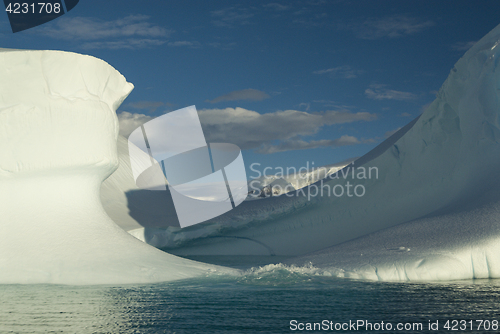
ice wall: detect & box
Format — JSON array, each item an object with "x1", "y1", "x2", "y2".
[
  {"x1": 289, "y1": 188, "x2": 500, "y2": 281},
  {"x1": 153, "y1": 23, "x2": 500, "y2": 266},
  {"x1": 0, "y1": 50, "x2": 233, "y2": 284},
  {"x1": 100, "y1": 135, "x2": 147, "y2": 232}
]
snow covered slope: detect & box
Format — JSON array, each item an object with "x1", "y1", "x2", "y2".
[
  {"x1": 146, "y1": 22, "x2": 500, "y2": 279},
  {"x1": 246, "y1": 162, "x2": 348, "y2": 199},
  {"x1": 0, "y1": 49, "x2": 233, "y2": 284},
  {"x1": 289, "y1": 186, "x2": 500, "y2": 281}
]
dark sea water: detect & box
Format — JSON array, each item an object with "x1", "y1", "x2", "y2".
[{"x1": 2, "y1": 257, "x2": 500, "y2": 334}]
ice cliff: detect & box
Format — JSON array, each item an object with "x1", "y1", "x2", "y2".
[
  {"x1": 0, "y1": 49, "x2": 232, "y2": 284},
  {"x1": 108, "y1": 24, "x2": 500, "y2": 281}
]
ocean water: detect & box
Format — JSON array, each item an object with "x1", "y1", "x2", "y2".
[{"x1": 2, "y1": 258, "x2": 500, "y2": 334}]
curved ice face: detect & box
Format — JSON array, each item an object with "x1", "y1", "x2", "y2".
[
  {"x1": 0, "y1": 50, "x2": 130, "y2": 177},
  {"x1": 127, "y1": 106, "x2": 248, "y2": 228},
  {"x1": 125, "y1": 23, "x2": 500, "y2": 276},
  {"x1": 98, "y1": 24, "x2": 500, "y2": 281},
  {"x1": 289, "y1": 189, "x2": 500, "y2": 282},
  {"x1": 0, "y1": 49, "x2": 233, "y2": 284}
]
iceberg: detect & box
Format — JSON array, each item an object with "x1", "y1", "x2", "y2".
[
  {"x1": 246, "y1": 162, "x2": 349, "y2": 199},
  {"x1": 109, "y1": 24, "x2": 500, "y2": 281},
  {"x1": 0, "y1": 49, "x2": 233, "y2": 284}
]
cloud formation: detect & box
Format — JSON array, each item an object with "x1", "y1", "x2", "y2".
[
  {"x1": 167, "y1": 41, "x2": 201, "y2": 48},
  {"x1": 365, "y1": 84, "x2": 417, "y2": 101},
  {"x1": 198, "y1": 107, "x2": 376, "y2": 151},
  {"x1": 257, "y1": 136, "x2": 362, "y2": 154},
  {"x1": 117, "y1": 111, "x2": 153, "y2": 137},
  {"x1": 263, "y1": 3, "x2": 289, "y2": 11},
  {"x1": 211, "y1": 7, "x2": 254, "y2": 27},
  {"x1": 38, "y1": 15, "x2": 171, "y2": 49},
  {"x1": 80, "y1": 39, "x2": 166, "y2": 50},
  {"x1": 313, "y1": 65, "x2": 363, "y2": 79},
  {"x1": 207, "y1": 89, "x2": 270, "y2": 103},
  {"x1": 117, "y1": 107, "x2": 376, "y2": 153},
  {"x1": 342, "y1": 15, "x2": 434, "y2": 40}
]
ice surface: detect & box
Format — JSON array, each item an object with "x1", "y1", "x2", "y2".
[
  {"x1": 95, "y1": 24, "x2": 500, "y2": 281},
  {"x1": 111, "y1": 24, "x2": 500, "y2": 281},
  {"x1": 100, "y1": 135, "x2": 150, "y2": 232},
  {"x1": 0, "y1": 49, "x2": 234, "y2": 284},
  {"x1": 289, "y1": 185, "x2": 500, "y2": 281},
  {"x1": 246, "y1": 162, "x2": 348, "y2": 199},
  {"x1": 101, "y1": 137, "x2": 348, "y2": 246}
]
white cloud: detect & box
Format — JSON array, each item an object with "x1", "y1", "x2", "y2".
[
  {"x1": 117, "y1": 107, "x2": 376, "y2": 153},
  {"x1": 198, "y1": 107, "x2": 376, "y2": 151},
  {"x1": 207, "y1": 41, "x2": 237, "y2": 50},
  {"x1": 37, "y1": 15, "x2": 171, "y2": 49},
  {"x1": 342, "y1": 15, "x2": 434, "y2": 40},
  {"x1": 257, "y1": 136, "x2": 361, "y2": 154},
  {"x1": 207, "y1": 89, "x2": 270, "y2": 103},
  {"x1": 263, "y1": 3, "x2": 289, "y2": 11},
  {"x1": 168, "y1": 41, "x2": 201, "y2": 48},
  {"x1": 211, "y1": 7, "x2": 254, "y2": 27},
  {"x1": 298, "y1": 102, "x2": 311, "y2": 111},
  {"x1": 312, "y1": 100, "x2": 343, "y2": 108},
  {"x1": 81, "y1": 39, "x2": 166, "y2": 50},
  {"x1": 365, "y1": 84, "x2": 417, "y2": 101},
  {"x1": 313, "y1": 65, "x2": 363, "y2": 79},
  {"x1": 117, "y1": 111, "x2": 153, "y2": 137}
]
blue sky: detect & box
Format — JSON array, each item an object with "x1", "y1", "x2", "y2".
[{"x1": 1, "y1": 0, "x2": 499, "y2": 176}]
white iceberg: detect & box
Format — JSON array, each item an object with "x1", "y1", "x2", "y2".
[
  {"x1": 246, "y1": 162, "x2": 348, "y2": 199},
  {"x1": 112, "y1": 24, "x2": 500, "y2": 282},
  {"x1": 0, "y1": 49, "x2": 234, "y2": 284}
]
